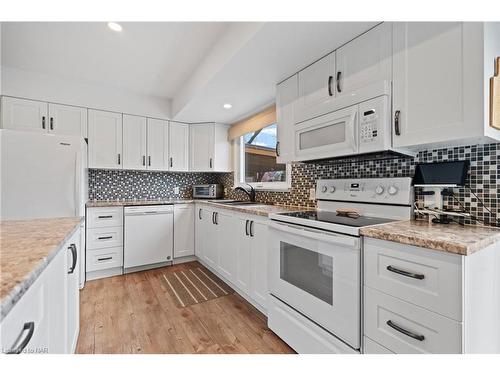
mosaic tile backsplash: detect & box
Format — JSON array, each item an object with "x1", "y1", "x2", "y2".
[{"x1": 89, "y1": 142, "x2": 500, "y2": 227}]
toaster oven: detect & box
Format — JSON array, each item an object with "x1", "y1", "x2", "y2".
[{"x1": 192, "y1": 184, "x2": 224, "y2": 199}]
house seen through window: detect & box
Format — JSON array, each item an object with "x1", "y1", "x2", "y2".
[{"x1": 242, "y1": 123, "x2": 287, "y2": 184}]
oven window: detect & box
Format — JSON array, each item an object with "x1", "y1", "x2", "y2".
[
  {"x1": 280, "y1": 242, "x2": 333, "y2": 305},
  {"x1": 195, "y1": 187, "x2": 210, "y2": 196},
  {"x1": 299, "y1": 121, "x2": 346, "y2": 151}
]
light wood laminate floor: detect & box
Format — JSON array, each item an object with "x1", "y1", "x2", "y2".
[{"x1": 76, "y1": 262, "x2": 294, "y2": 354}]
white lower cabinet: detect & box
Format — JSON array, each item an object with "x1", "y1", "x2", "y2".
[
  {"x1": 173, "y1": 204, "x2": 195, "y2": 258},
  {"x1": 0, "y1": 227, "x2": 81, "y2": 354},
  {"x1": 194, "y1": 205, "x2": 269, "y2": 312}
]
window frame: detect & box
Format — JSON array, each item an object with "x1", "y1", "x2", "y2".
[{"x1": 233, "y1": 130, "x2": 291, "y2": 192}]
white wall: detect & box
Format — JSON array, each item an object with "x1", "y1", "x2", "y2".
[{"x1": 1, "y1": 66, "x2": 171, "y2": 119}]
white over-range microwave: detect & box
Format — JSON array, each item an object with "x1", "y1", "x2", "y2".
[{"x1": 294, "y1": 94, "x2": 391, "y2": 161}]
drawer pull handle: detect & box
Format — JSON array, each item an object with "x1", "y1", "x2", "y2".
[
  {"x1": 97, "y1": 215, "x2": 113, "y2": 219},
  {"x1": 68, "y1": 244, "x2": 77, "y2": 274},
  {"x1": 98, "y1": 256, "x2": 113, "y2": 261},
  {"x1": 386, "y1": 320, "x2": 425, "y2": 342},
  {"x1": 386, "y1": 265, "x2": 424, "y2": 280},
  {"x1": 7, "y1": 322, "x2": 35, "y2": 354},
  {"x1": 97, "y1": 236, "x2": 113, "y2": 240}
]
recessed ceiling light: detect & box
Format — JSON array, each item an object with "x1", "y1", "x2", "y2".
[
  {"x1": 107, "y1": 22, "x2": 123, "y2": 32},
  {"x1": 223, "y1": 103, "x2": 232, "y2": 109}
]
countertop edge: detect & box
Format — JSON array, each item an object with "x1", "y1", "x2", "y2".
[{"x1": 0, "y1": 217, "x2": 84, "y2": 322}]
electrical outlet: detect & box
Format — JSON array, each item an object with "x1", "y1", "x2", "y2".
[
  {"x1": 309, "y1": 188, "x2": 316, "y2": 200},
  {"x1": 174, "y1": 187, "x2": 180, "y2": 195}
]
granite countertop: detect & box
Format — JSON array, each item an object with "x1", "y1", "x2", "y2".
[
  {"x1": 87, "y1": 199, "x2": 309, "y2": 217},
  {"x1": 0, "y1": 217, "x2": 83, "y2": 321},
  {"x1": 360, "y1": 220, "x2": 500, "y2": 255}
]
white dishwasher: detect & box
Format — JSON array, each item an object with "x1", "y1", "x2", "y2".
[{"x1": 124, "y1": 205, "x2": 174, "y2": 273}]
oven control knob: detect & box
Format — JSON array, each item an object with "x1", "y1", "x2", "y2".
[
  {"x1": 388, "y1": 185, "x2": 398, "y2": 195},
  {"x1": 330, "y1": 186, "x2": 336, "y2": 193},
  {"x1": 375, "y1": 185, "x2": 385, "y2": 195},
  {"x1": 321, "y1": 185, "x2": 328, "y2": 193}
]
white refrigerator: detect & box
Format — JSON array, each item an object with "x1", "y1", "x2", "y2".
[{"x1": 0, "y1": 129, "x2": 88, "y2": 287}]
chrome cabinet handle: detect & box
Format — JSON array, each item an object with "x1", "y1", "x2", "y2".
[
  {"x1": 170, "y1": 157, "x2": 173, "y2": 168},
  {"x1": 214, "y1": 212, "x2": 218, "y2": 225},
  {"x1": 387, "y1": 265, "x2": 424, "y2": 280},
  {"x1": 68, "y1": 244, "x2": 77, "y2": 274},
  {"x1": 118, "y1": 154, "x2": 121, "y2": 165},
  {"x1": 50, "y1": 117, "x2": 54, "y2": 130},
  {"x1": 249, "y1": 221, "x2": 254, "y2": 237},
  {"x1": 7, "y1": 322, "x2": 35, "y2": 354},
  {"x1": 386, "y1": 320, "x2": 425, "y2": 342},
  {"x1": 198, "y1": 208, "x2": 202, "y2": 220},
  {"x1": 394, "y1": 110, "x2": 401, "y2": 136},
  {"x1": 336, "y1": 71, "x2": 342, "y2": 93},
  {"x1": 212, "y1": 212, "x2": 215, "y2": 224},
  {"x1": 245, "y1": 220, "x2": 249, "y2": 236},
  {"x1": 98, "y1": 235, "x2": 113, "y2": 240},
  {"x1": 142, "y1": 155, "x2": 146, "y2": 166},
  {"x1": 276, "y1": 141, "x2": 280, "y2": 157},
  {"x1": 209, "y1": 158, "x2": 213, "y2": 169},
  {"x1": 148, "y1": 156, "x2": 151, "y2": 166},
  {"x1": 42, "y1": 116, "x2": 46, "y2": 129},
  {"x1": 98, "y1": 215, "x2": 113, "y2": 219},
  {"x1": 98, "y1": 256, "x2": 113, "y2": 261},
  {"x1": 328, "y1": 76, "x2": 333, "y2": 96}
]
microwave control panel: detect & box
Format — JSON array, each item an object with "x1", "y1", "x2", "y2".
[
  {"x1": 360, "y1": 109, "x2": 378, "y2": 143},
  {"x1": 358, "y1": 96, "x2": 390, "y2": 153}
]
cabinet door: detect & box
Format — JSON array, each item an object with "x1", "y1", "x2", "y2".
[
  {"x1": 276, "y1": 75, "x2": 298, "y2": 163},
  {"x1": 336, "y1": 22, "x2": 392, "y2": 97},
  {"x1": 46, "y1": 247, "x2": 67, "y2": 353},
  {"x1": 216, "y1": 211, "x2": 236, "y2": 283},
  {"x1": 48, "y1": 103, "x2": 88, "y2": 137},
  {"x1": 169, "y1": 121, "x2": 189, "y2": 171},
  {"x1": 66, "y1": 231, "x2": 80, "y2": 353},
  {"x1": 203, "y1": 210, "x2": 218, "y2": 268},
  {"x1": 392, "y1": 22, "x2": 480, "y2": 147},
  {"x1": 296, "y1": 52, "x2": 335, "y2": 123},
  {"x1": 174, "y1": 204, "x2": 195, "y2": 258},
  {"x1": 88, "y1": 110, "x2": 123, "y2": 169},
  {"x1": 1, "y1": 97, "x2": 48, "y2": 133},
  {"x1": 235, "y1": 217, "x2": 251, "y2": 294},
  {"x1": 194, "y1": 206, "x2": 206, "y2": 259},
  {"x1": 122, "y1": 114, "x2": 147, "y2": 170},
  {"x1": 189, "y1": 123, "x2": 214, "y2": 172},
  {"x1": 213, "y1": 124, "x2": 231, "y2": 172},
  {"x1": 147, "y1": 118, "x2": 169, "y2": 171},
  {"x1": 249, "y1": 220, "x2": 268, "y2": 309}
]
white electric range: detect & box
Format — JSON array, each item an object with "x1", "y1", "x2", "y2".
[{"x1": 267, "y1": 177, "x2": 413, "y2": 353}]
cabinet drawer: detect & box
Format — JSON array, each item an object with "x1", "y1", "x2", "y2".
[
  {"x1": 1, "y1": 273, "x2": 48, "y2": 354},
  {"x1": 363, "y1": 337, "x2": 394, "y2": 354},
  {"x1": 364, "y1": 287, "x2": 462, "y2": 354},
  {"x1": 364, "y1": 238, "x2": 463, "y2": 321},
  {"x1": 87, "y1": 207, "x2": 123, "y2": 228},
  {"x1": 86, "y1": 247, "x2": 123, "y2": 272},
  {"x1": 86, "y1": 227, "x2": 123, "y2": 249}
]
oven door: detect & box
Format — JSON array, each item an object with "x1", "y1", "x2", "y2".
[
  {"x1": 268, "y1": 221, "x2": 361, "y2": 349},
  {"x1": 294, "y1": 104, "x2": 358, "y2": 161}
]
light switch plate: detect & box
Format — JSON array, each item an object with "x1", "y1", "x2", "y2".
[
  {"x1": 309, "y1": 188, "x2": 316, "y2": 200},
  {"x1": 174, "y1": 187, "x2": 180, "y2": 194}
]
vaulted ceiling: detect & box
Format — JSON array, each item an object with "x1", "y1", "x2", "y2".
[{"x1": 1, "y1": 21, "x2": 377, "y2": 123}]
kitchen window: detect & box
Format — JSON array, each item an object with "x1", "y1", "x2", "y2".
[{"x1": 235, "y1": 123, "x2": 291, "y2": 191}]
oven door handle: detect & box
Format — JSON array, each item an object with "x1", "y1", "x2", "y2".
[{"x1": 269, "y1": 221, "x2": 359, "y2": 248}]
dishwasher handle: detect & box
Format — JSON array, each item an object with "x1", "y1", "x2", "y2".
[{"x1": 124, "y1": 205, "x2": 174, "y2": 216}]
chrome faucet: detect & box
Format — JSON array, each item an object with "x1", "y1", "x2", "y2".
[{"x1": 234, "y1": 183, "x2": 256, "y2": 202}]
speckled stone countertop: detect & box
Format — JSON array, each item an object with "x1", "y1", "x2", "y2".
[
  {"x1": 86, "y1": 199, "x2": 309, "y2": 217},
  {"x1": 0, "y1": 217, "x2": 83, "y2": 321},
  {"x1": 360, "y1": 220, "x2": 500, "y2": 255}
]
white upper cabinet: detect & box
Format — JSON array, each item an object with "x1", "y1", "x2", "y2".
[
  {"x1": 122, "y1": 114, "x2": 147, "y2": 170},
  {"x1": 48, "y1": 103, "x2": 88, "y2": 137},
  {"x1": 336, "y1": 23, "x2": 392, "y2": 97},
  {"x1": 146, "y1": 118, "x2": 169, "y2": 171},
  {"x1": 276, "y1": 75, "x2": 298, "y2": 164},
  {"x1": 189, "y1": 123, "x2": 214, "y2": 172},
  {"x1": 295, "y1": 52, "x2": 335, "y2": 123},
  {"x1": 1, "y1": 97, "x2": 48, "y2": 133},
  {"x1": 169, "y1": 121, "x2": 189, "y2": 172},
  {"x1": 88, "y1": 109, "x2": 123, "y2": 170},
  {"x1": 392, "y1": 22, "x2": 500, "y2": 148},
  {"x1": 189, "y1": 123, "x2": 231, "y2": 172}
]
